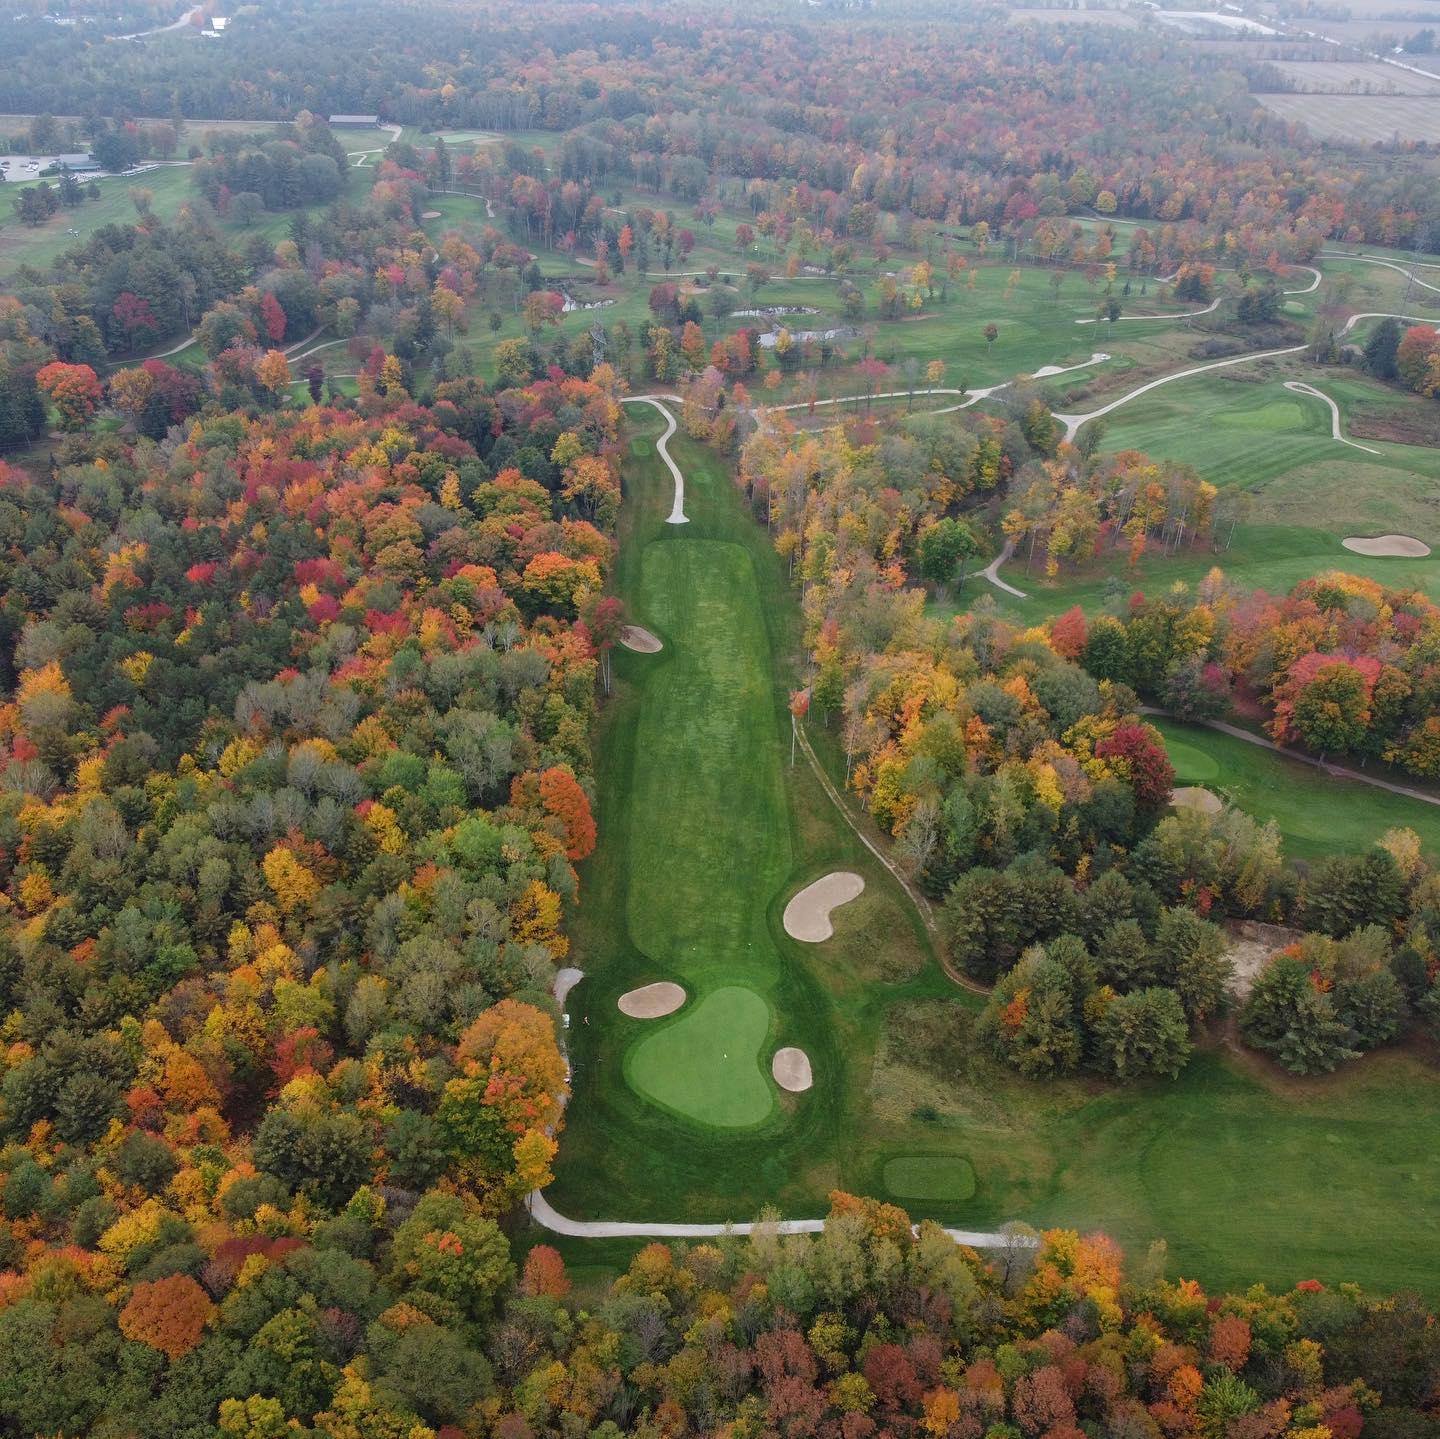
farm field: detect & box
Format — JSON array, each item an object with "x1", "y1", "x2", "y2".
[
  {"x1": 1005, "y1": 7, "x2": 1140, "y2": 25},
  {"x1": 1258, "y1": 59, "x2": 1440, "y2": 92},
  {"x1": 1257, "y1": 91, "x2": 1440, "y2": 142},
  {"x1": 1154, "y1": 717, "x2": 1440, "y2": 860},
  {"x1": 1287, "y1": 16, "x2": 1440, "y2": 44},
  {"x1": 548, "y1": 402, "x2": 1440, "y2": 1298}
]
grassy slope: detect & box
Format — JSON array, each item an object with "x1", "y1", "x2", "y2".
[
  {"x1": 1153, "y1": 716, "x2": 1440, "y2": 860},
  {"x1": 964, "y1": 361, "x2": 1440, "y2": 627}
]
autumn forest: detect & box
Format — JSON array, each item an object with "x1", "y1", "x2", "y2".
[{"x1": 2, "y1": 0, "x2": 1440, "y2": 1433}]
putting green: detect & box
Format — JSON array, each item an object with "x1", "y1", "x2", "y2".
[
  {"x1": 626, "y1": 986, "x2": 776, "y2": 1127},
  {"x1": 1163, "y1": 737, "x2": 1220, "y2": 785},
  {"x1": 883, "y1": 1156, "x2": 977, "y2": 1203}
]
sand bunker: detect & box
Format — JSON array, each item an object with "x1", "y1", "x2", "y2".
[
  {"x1": 783, "y1": 872, "x2": 864, "y2": 942},
  {"x1": 1170, "y1": 786, "x2": 1223, "y2": 814},
  {"x1": 421, "y1": 210, "x2": 442, "y2": 219},
  {"x1": 1342, "y1": 534, "x2": 1431, "y2": 558},
  {"x1": 619, "y1": 625, "x2": 663, "y2": 653},
  {"x1": 772, "y1": 1047, "x2": 813, "y2": 1092},
  {"x1": 618, "y1": 981, "x2": 686, "y2": 1019}
]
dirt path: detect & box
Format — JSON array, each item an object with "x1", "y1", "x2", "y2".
[{"x1": 1282, "y1": 380, "x2": 1380, "y2": 454}]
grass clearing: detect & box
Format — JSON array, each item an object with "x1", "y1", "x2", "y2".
[
  {"x1": 0, "y1": 160, "x2": 341, "y2": 276},
  {"x1": 1150, "y1": 717, "x2": 1440, "y2": 860}
]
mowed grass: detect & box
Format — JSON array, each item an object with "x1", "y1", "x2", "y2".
[
  {"x1": 1163, "y1": 737, "x2": 1221, "y2": 785},
  {"x1": 969, "y1": 362, "x2": 1440, "y2": 625},
  {"x1": 1014, "y1": 1047, "x2": 1440, "y2": 1295},
  {"x1": 883, "y1": 1155, "x2": 977, "y2": 1203},
  {"x1": 549, "y1": 403, "x2": 940, "y2": 1220},
  {"x1": 548, "y1": 403, "x2": 1440, "y2": 1296},
  {"x1": 865, "y1": 998, "x2": 1440, "y2": 1295},
  {"x1": 627, "y1": 986, "x2": 775, "y2": 1127},
  {"x1": 616, "y1": 531, "x2": 792, "y2": 1130},
  {"x1": 1152, "y1": 717, "x2": 1440, "y2": 861}
]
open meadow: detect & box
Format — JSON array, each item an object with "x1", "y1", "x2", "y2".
[{"x1": 1257, "y1": 91, "x2": 1440, "y2": 142}]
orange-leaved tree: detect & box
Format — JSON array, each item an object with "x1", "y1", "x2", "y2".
[
  {"x1": 36, "y1": 362, "x2": 102, "y2": 430},
  {"x1": 118, "y1": 1274, "x2": 215, "y2": 1359}
]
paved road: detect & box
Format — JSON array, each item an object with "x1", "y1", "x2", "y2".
[
  {"x1": 350, "y1": 124, "x2": 403, "y2": 168},
  {"x1": 1051, "y1": 343, "x2": 1307, "y2": 442},
  {"x1": 621, "y1": 394, "x2": 688, "y2": 523},
  {"x1": 528, "y1": 1189, "x2": 1032, "y2": 1249},
  {"x1": 980, "y1": 537, "x2": 1027, "y2": 598},
  {"x1": 1283, "y1": 380, "x2": 1379, "y2": 454},
  {"x1": 762, "y1": 355, "x2": 1109, "y2": 425},
  {"x1": 114, "y1": 3, "x2": 202, "y2": 38},
  {"x1": 1320, "y1": 251, "x2": 1440, "y2": 298},
  {"x1": 123, "y1": 321, "x2": 323, "y2": 369},
  {"x1": 1078, "y1": 295, "x2": 1221, "y2": 325},
  {"x1": 1077, "y1": 265, "x2": 1317, "y2": 326}
]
